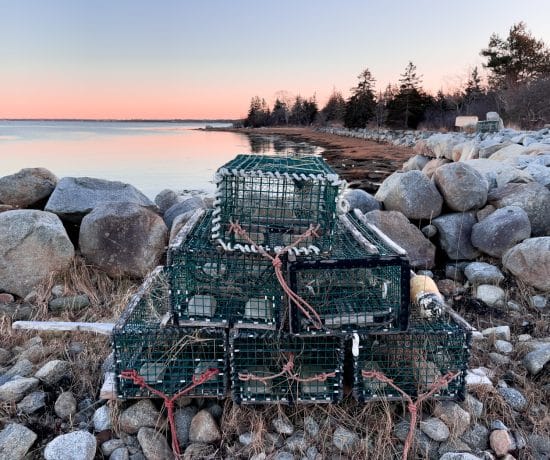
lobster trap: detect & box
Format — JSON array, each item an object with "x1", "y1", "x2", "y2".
[
  {"x1": 353, "y1": 316, "x2": 471, "y2": 403},
  {"x1": 211, "y1": 154, "x2": 345, "y2": 253},
  {"x1": 169, "y1": 210, "x2": 283, "y2": 329},
  {"x1": 288, "y1": 212, "x2": 410, "y2": 333},
  {"x1": 113, "y1": 267, "x2": 228, "y2": 399},
  {"x1": 230, "y1": 329, "x2": 344, "y2": 404}
]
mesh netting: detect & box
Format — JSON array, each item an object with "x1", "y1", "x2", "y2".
[
  {"x1": 169, "y1": 211, "x2": 283, "y2": 328},
  {"x1": 212, "y1": 154, "x2": 344, "y2": 252},
  {"x1": 354, "y1": 316, "x2": 471, "y2": 402},
  {"x1": 477, "y1": 120, "x2": 500, "y2": 133},
  {"x1": 113, "y1": 267, "x2": 227, "y2": 398},
  {"x1": 230, "y1": 329, "x2": 344, "y2": 404},
  {"x1": 288, "y1": 215, "x2": 410, "y2": 333}
]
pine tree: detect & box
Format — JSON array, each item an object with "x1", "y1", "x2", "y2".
[{"x1": 344, "y1": 68, "x2": 377, "y2": 128}]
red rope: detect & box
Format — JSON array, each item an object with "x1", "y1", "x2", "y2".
[
  {"x1": 238, "y1": 352, "x2": 335, "y2": 385},
  {"x1": 361, "y1": 370, "x2": 459, "y2": 460},
  {"x1": 120, "y1": 367, "x2": 219, "y2": 458},
  {"x1": 228, "y1": 221, "x2": 324, "y2": 329}
]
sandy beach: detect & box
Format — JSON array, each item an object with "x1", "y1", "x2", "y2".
[{"x1": 214, "y1": 127, "x2": 415, "y2": 192}]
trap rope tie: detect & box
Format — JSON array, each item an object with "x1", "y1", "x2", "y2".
[
  {"x1": 228, "y1": 220, "x2": 324, "y2": 329},
  {"x1": 120, "y1": 367, "x2": 219, "y2": 459},
  {"x1": 238, "y1": 352, "x2": 335, "y2": 385},
  {"x1": 362, "y1": 370, "x2": 459, "y2": 460}
]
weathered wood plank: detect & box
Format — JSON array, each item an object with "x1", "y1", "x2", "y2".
[{"x1": 12, "y1": 321, "x2": 115, "y2": 335}]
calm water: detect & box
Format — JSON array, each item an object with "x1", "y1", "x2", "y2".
[{"x1": 0, "y1": 121, "x2": 322, "y2": 199}]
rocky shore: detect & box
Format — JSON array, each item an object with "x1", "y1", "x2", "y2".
[{"x1": 0, "y1": 125, "x2": 549, "y2": 459}]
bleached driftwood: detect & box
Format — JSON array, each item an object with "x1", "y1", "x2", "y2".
[
  {"x1": 353, "y1": 209, "x2": 407, "y2": 255},
  {"x1": 12, "y1": 321, "x2": 115, "y2": 336},
  {"x1": 338, "y1": 214, "x2": 379, "y2": 254},
  {"x1": 100, "y1": 371, "x2": 117, "y2": 400}
]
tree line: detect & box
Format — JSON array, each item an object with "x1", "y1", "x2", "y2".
[{"x1": 243, "y1": 22, "x2": 550, "y2": 130}]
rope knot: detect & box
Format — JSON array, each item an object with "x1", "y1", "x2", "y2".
[{"x1": 272, "y1": 258, "x2": 283, "y2": 269}]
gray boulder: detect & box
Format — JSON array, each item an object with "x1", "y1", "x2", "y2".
[
  {"x1": 154, "y1": 189, "x2": 180, "y2": 214},
  {"x1": 119, "y1": 399, "x2": 162, "y2": 434},
  {"x1": 44, "y1": 430, "x2": 96, "y2": 460},
  {"x1": 432, "y1": 212, "x2": 479, "y2": 260},
  {"x1": 0, "y1": 210, "x2": 74, "y2": 297},
  {"x1": 422, "y1": 158, "x2": 451, "y2": 178},
  {"x1": 489, "y1": 143, "x2": 527, "y2": 163},
  {"x1": 0, "y1": 423, "x2": 37, "y2": 460},
  {"x1": 374, "y1": 170, "x2": 443, "y2": 220},
  {"x1": 464, "y1": 262, "x2": 504, "y2": 285},
  {"x1": 163, "y1": 196, "x2": 205, "y2": 229},
  {"x1": 362, "y1": 210, "x2": 436, "y2": 268},
  {"x1": 478, "y1": 140, "x2": 511, "y2": 159},
  {"x1": 343, "y1": 189, "x2": 380, "y2": 214},
  {"x1": 137, "y1": 427, "x2": 174, "y2": 460},
  {"x1": 189, "y1": 410, "x2": 221, "y2": 443},
  {"x1": 169, "y1": 210, "x2": 197, "y2": 245},
  {"x1": 402, "y1": 154, "x2": 431, "y2": 171},
  {"x1": 45, "y1": 177, "x2": 155, "y2": 223},
  {"x1": 0, "y1": 168, "x2": 57, "y2": 208},
  {"x1": 433, "y1": 163, "x2": 488, "y2": 211},
  {"x1": 79, "y1": 202, "x2": 167, "y2": 278},
  {"x1": 0, "y1": 377, "x2": 39, "y2": 402},
  {"x1": 488, "y1": 182, "x2": 550, "y2": 236},
  {"x1": 35, "y1": 359, "x2": 72, "y2": 385},
  {"x1": 463, "y1": 159, "x2": 533, "y2": 189},
  {"x1": 471, "y1": 206, "x2": 531, "y2": 257},
  {"x1": 502, "y1": 237, "x2": 550, "y2": 291},
  {"x1": 524, "y1": 163, "x2": 550, "y2": 188}
]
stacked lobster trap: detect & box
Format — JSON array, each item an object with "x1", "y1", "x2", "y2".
[{"x1": 112, "y1": 153, "x2": 470, "y2": 405}]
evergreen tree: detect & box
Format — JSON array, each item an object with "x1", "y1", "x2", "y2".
[
  {"x1": 271, "y1": 98, "x2": 289, "y2": 125},
  {"x1": 481, "y1": 22, "x2": 550, "y2": 89},
  {"x1": 463, "y1": 67, "x2": 484, "y2": 114},
  {"x1": 321, "y1": 89, "x2": 346, "y2": 124},
  {"x1": 244, "y1": 96, "x2": 270, "y2": 127},
  {"x1": 344, "y1": 68, "x2": 377, "y2": 128}
]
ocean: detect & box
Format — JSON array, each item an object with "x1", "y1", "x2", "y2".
[{"x1": 0, "y1": 120, "x2": 322, "y2": 200}]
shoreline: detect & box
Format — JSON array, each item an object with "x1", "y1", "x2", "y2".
[{"x1": 209, "y1": 126, "x2": 415, "y2": 192}]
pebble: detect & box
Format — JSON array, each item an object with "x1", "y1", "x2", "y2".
[
  {"x1": 482, "y1": 326, "x2": 511, "y2": 341},
  {"x1": 0, "y1": 293, "x2": 14, "y2": 304},
  {"x1": 490, "y1": 420, "x2": 508, "y2": 431},
  {"x1": 93, "y1": 404, "x2": 112, "y2": 431},
  {"x1": 433, "y1": 401, "x2": 471, "y2": 436},
  {"x1": 530, "y1": 295, "x2": 547, "y2": 310},
  {"x1": 494, "y1": 340, "x2": 513, "y2": 355},
  {"x1": 476, "y1": 285, "x2": 505, "y2": 307},
  {"x1": 272, "y1": 415, "x2": 294, "y2": 435},
  {"x1": 17, "y1": 390, "x2": 46, "y2": 414},
  {"x1": 119, "y1": 399, "x2": 162, "y2": 434},
  {"x1": 304, "y1": 416, "x2": 319, "y2": 437},
  {"x1": 54, "y1": 391, "x2": 77, "y2": 420},
  {"x1": 137, "y1": 427, "x2": 174, "y2": 460},
  {"x1": 461, "y1": 423, "x2": 489, "y2": 450},
  {"x1": 461, "y1": 394, "x2": 484, "y2": 418},
  {"x1": 238, "y1": 432, "x2": 253, "y2": 446},
  {"x1": 189, "y1": 409, "x2": 221, "y2": 443},
  {"x1": 528, "y1": 434, "x2": 550, "y2": 458},
  {"x1": 44, "y1": 430, "x2": 97, "y2": 460},
  {"x1": 489, "y1": 352, "x2": 511, "y2": 366},
  {"x1": 438, "y1": 439, "x2": 472, "y2": 455},
  {"x1": 48, "y1": 294, "x2": 91, "y2": 312},
  {"x1": 19, "y1": 343, "x2": 48, "y2": 363},
  {"x1": 273, "y1": 452, "x2": 295, "y2": 460},
  {"x1": 100, "y1": 438, "x2": 125, "y2": 457},
  {"x1": 0, "y1": 423, "x2": 38, "y2": 460},
  {"x1": 0, "y1": 376, "x2": 40, "y2": 402},
  {"x1": 333, "y1": 426, "x2": 359, "y2": 452},
  {"x1": 464, "y1": 262, "x2": 504, "y2": 285},
  {"x1": 439, "y1": 454, "x2": 483, "y2": 460},
  {"x1": 51, "y1": 284, "x2": 65, "y2": 298},
  {"x1": 110, "y1": 447, "x2": 130, "y2": 460},
  {"x1": 175, "y1": 406, "x2": 197, "y2": 447},
  {"x1": 422, "y1": 224, "x2": 437, "y2": 238},
  {"x1": 498, "y1": 387, "x2": 528, "y2": 411},
  {"x1": 419, "y1": 417, "x2": 450, "y2": 441},
  {"x1": 285, "y1": 431, "x2": 308, "y2": 452},
  {"x1": 490, "y1": 430, "x2": 513, "y2": 456},
  {"x1": 35, "y1": 359, "x2": 72, "y2": 385},
  {"x1": 522, "y1": 344, "x2": 550, "y2": 375}
]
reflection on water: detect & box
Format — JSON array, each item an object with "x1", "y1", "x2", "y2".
[
  {"x1": 247, "y1": 134, "x2": 322, "y2": 156},
  {"x1": 0, "y1": 121, "x2": 323, "y2": 199}
]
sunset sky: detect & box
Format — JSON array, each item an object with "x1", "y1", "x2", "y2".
[{"x1": 1, "y1": 0, "x2": 549, "y2": 120}]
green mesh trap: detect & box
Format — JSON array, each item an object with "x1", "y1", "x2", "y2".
[
  {"x1": 113, "y1": 267, "x2": 227, "y2": 399},
  {"x1": 288, "y1": 212, "x2": 410, "y2": 333},
  {"x1": 211, "y1": 154, "x2": 345, "y2": 253},
  {"x1": 476, "y1": 120, "x2": 500, "y2": 133},
  {"x1": 230, "y1": 329, "x2": 344, "y2": 404},
  {"x1": 353, "y1": 316, "x2": 471, "y2": 402},
  {"x1": 168, "y1": 210, "x2": 283, "y2": 328}
]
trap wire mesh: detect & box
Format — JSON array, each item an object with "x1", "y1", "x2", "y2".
[
  {"x1": 230, "y1": 329, "x2": 344, "y2": 404},
  {"x1": 353, "y1": 315, "x2": 471, "y2": 402},
  {"x1": 288, "y1": 213, "x2": 410, "y2": 333},
  {"x1": 113, "y1": 267, "x2": 227, "y2": 399},
  {"x1": 211, "y1": 154, "x2": 345, "y2": 253},
  {"x1": 476, "y1": 120, "x2": 500, "y2": 133},
  {"x1": 169, "y1": 210, "x2": 283, "y2": 328}
]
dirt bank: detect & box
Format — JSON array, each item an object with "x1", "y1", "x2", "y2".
[{"x1": 214, "y1": 127, "x2": 415, "y2": 192}]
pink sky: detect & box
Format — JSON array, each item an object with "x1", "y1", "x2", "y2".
[{"x1": 2, "y1": 1, "x2": 549, "y2": 120}]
